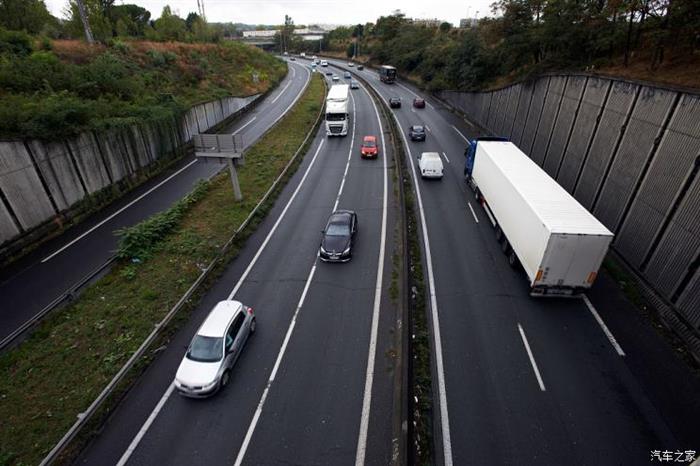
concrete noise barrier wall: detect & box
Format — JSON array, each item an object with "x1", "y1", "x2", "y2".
[
  {"x1": 437, "y1": 75, "x2": 700, "y2": 359},
  {"x1": 0, "y1": 94, "x2": 259, "y2": 253}
]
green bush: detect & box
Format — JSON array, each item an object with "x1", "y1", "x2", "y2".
[
  {"x1": 116, "y1": 181, "x2": 209, "y2": 260},
  {"x1": 0, "y1": 28, "x2": 33, "y2": 56}
]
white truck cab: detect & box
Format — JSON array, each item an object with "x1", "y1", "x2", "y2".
[{"x1": 326, "y1": 84, "x2": 349, "y2": 137}]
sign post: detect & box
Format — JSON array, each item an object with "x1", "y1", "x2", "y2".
[{"x1": 193, "y1": 134, "x2": 244, "y2": 201}]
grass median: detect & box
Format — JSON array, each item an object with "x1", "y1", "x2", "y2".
[{"x1": 0, "y1": 72, "x2": 325, "y2": 466}]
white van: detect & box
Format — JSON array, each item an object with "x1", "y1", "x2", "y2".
[
  {"x1": 418, "y1": 152, "x2": 444, "y2": 179},
  {"x1": 320, "y1": 60, "x2": 328, "y2": 67}
]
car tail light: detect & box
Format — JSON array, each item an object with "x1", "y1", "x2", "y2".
[
  {"x1": 586, "y1": 272, "x2": 597, "y2": 284},
  {"x1": 247, "y1": 306, "x2": 254, "y2": 315}
]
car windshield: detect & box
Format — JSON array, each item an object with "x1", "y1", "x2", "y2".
[
  {"x1": 412, "y1": 126, "x2": 424, "y2": 132},
  {"x1": 363, "y1": 140, "x2": 376, "y2": 147},
  {"x1": 326, "y1": 222, "x2": 350, "y2": 236},
  {"x1": 326, "y1": 113, "x2": 346, "y2": 121},
  {"x1": 187, "y1": 335, "x2": 223, "y2": 362}
]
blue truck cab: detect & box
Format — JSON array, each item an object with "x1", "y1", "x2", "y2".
[{"x1": 464, "y1": 136, "x2": 509, "y2": 180}]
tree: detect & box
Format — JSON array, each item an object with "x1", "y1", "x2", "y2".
[
  {"x1": 153, "y1": 6, "x2": 186, "y2": 41},
  {"x1": 439, "y1": 22, "x2": 452, "y2": 32},
  {"x1": 0, "y1": 0, "x2": 53, "y2": 34}
]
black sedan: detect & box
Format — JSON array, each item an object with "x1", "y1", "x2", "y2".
[
  {"x1": 357, "y1": 65, "x2": 364, "y2": 70},
  {"x1": 408, "y1": 125, "x2": 426, "y2": 141},
  {"x1": 389, "y1": 97, "x2": 401, "y2": 108},
  {"x1": 319, "y1": 210, "x2": 357, "y2": 262}
]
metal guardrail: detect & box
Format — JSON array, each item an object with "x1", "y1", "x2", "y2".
[
  {"x1": 0, "y1": 256, "x2": 117, "y2": 352},
  {"x1": 39, "y1": 72, "x2": 323, "y2": 466}
]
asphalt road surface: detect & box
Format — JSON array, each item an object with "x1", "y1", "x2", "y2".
[
  {"x1": 324, "y1": 57, "x2": 700, "y2": 466},
  {"x1": 0, "y1": 60, "x2": 310, "y2": 347},
  {"x1": 75, "y1": 66, "x2": 401, "y2": 465}
]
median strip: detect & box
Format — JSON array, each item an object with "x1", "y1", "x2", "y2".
[{"x1": 0, "y1": 73, "x2": 325, "y2": 466}]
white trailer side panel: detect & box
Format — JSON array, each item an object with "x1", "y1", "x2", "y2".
[
  {"x1": 473, "y1": 144, "x2": 551, "y2": 284},
  {"x1": 473, "y1": 141, "x2": 613, "y2": 289}
]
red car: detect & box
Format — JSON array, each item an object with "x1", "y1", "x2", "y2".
[
  {"x1": 413, "y1": 98, "x2": 426, "y2": 108},
  {"x1": 360, "y1": 135, "x2": 378, "y2": 158}
]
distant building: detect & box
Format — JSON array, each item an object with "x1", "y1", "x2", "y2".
[
  {"x1": 411, "y1": 18, "x2": 444, "y2": 28},
  {"x1": 459, "y1": 18, "x2": 478, "y2": 28},
  {"x1": 242, "y1": 30, "x2": 278, "y2": 39}
]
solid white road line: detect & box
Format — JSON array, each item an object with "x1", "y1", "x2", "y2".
[
  {"x1": 226, "y1": 138, "x2": 324, "y2": 300},
  {"x1": 441, "y1": 151, "x2": 450, "y2": 163},
  {"x1": 332, "y1": 92, "x2": 357, "y2": 211},
  {"x1": 518, "y1": 323, "x2": 546, "y2": 392},
  {"x1": 234, "y1": 91, "x2": 360, "y2": 466},
  {"x1": 233, "y1": 263, "x2": 318, "y2": 466},
  {"x1": 425, "y1": 125, "x2": 432, "y2": 133},
  {"x1": 467, "y1": 202, "x2": 479, "y2": 223},
  {"x1": 451, "y1": 125, "x2": 469, "y2": 143},
  {"x1": 41, "y1": 159, "x2": 198, "y2": 263},
  {"x1": 582, "y1": 295, "x2": 626, "y2": 356},
  {"x1": 392, "y1": 108, "x2": 454, "y2": 465},
  {"x1": 232, "y1": 116, "x2": 257, "y2": 135},
  {"x1": 354, "y1": 81, "x2": 388, "y2": 466},
  {"x1": 270, "y1": 78, "x2": 293, "y2": 104},
  {"x1": 117, "y1": 139, "x2": 325, "y2": 466},
  {"x1": 116, "y1": 383, "x2": 175, "y2": 466}
]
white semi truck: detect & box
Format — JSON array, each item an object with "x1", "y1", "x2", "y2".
[
  {"x1": 464, "y1": 139, "x2": 613, "y2": 296},
  {"x1": 326, "y1": 84, "x2": 349, "y2": 137}
]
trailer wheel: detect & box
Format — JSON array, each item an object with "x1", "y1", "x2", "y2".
[
  {"x1": 508, "y1": 250, "x2": 519, "y2": 268},
  {"x1": 501, "y1": 239, "x2": 510, "y2": 254},
  {"x1": 495, "y1": 226, "x2": 503, "y2": 242}
]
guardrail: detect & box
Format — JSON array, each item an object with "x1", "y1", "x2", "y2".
[{"x1": 39, "y1": 72, "x2": 324, "y2": 466}]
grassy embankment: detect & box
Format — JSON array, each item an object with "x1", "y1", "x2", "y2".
[
  {"x1": 0, "y1": 37, "x2": 286, "y2": 139},
  {"x1": 0, "y1": 73, "x2": 325, "y2": 466}
]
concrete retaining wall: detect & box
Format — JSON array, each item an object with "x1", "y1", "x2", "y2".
[
  {"x1": 0, "y1": 94, "x2": 258, "y2": 250},
  {"x1": 437, "y1": 75, "x2": 700, "y2": 358}
]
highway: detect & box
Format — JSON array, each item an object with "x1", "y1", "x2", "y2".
[
  {"x1": 75, "y1": 67, "x2": 401, "y2": 465},
  {"x1": 322, "y1": 58, "x2": 700, "y2": 465},
  {"x1": 0, "y1": 60, "x2": 310, "y2": 348}
]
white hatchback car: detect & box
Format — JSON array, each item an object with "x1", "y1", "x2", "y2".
[
  {"x1": 418, "y1": 152, "x2": 444, "y2": 179},
  {"x1": 174, "y1": 300, "x2": 256, "y2": 397}
]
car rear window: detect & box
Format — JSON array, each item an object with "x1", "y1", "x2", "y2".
[
  {"x1": 364, "y1": 140, "x2": 376, "y2": 147},
  {"x1": 413, "y1": 126, "x2": 424, "y2": 132},
  {"x1": 187, "y1": 335, "x2": 223, "y2": 362}
]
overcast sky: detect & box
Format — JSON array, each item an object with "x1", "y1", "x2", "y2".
[{"x1": 45, "y1": 0, "x2": 495, "y2": 26}]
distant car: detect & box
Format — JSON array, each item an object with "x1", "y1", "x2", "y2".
[
  {"x1": 289, "y1": 56, "x2": 296, "y2": 61},
  {"x1": 325, "y1": 70, "x2": 333, "y2": 76},
  {"x1": 174, "y1": 300, "x2": 256, "y2": 398},
  {"x1": 319, "y1": 210, "x2": 357, "y2": 262},
  {"x1": 413, "y1": 98, "x2": 426, "y2": 108},
  {"x1": 350, "y1": 80, "x2": 360, "y2": 89},
  {"x1": 360, "y1": 135, "x2": 378, "y2": 159},
  {"x1": 344, "y1": 71, "x2": 352, "y2": 79},
  {"x1": 357, "y1": 65, "x2": 364, "y2": 70},
  {"x1": 312, "y1": 55, "x2": 317, "y2": 60},
  {"x1": 321, "y1": 60, "x2": 328, "y2": 67},
  {"x1": 300, "y1": 52, "x2": 306, "y2": 58},
  {"x1": 332, "y1": 75, "x2": 340, "y2": 82},
  {"x1": 283, "y1": 51, "x2": 288, "y2": 56},
  {"x1": 418, "y1": 152, "x2": 444, "y2": 179},
  {"x1": 348, "y1": 62, "x2": 354, "y2": 67},
  {"x1": 389, "y1": 97, "x2": 401, "y2": 108},
  {"x1": 408, "y1": 125, "x2": 426, "y2": 141}
]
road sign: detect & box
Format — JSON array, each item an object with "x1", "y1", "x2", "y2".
[{"x1": 194, "y1": 134, "x2": 245, "y2": 201}]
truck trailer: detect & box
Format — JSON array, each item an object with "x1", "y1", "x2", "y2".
[
  {"x1": 464, "y1": 139, "x2": 613, "y2": 296},
  {"x1": 325, "y1": 84, "x2": 349, "y2": 136}
]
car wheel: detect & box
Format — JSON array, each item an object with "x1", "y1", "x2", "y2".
[
  {"x1": 495, "y1": 225, "x2": 503, "y2": 242},
  {"x1": 250, "y1": 317, "x2": 257, "y2": 334},
  {"x1": 501, "y1": 239, "x2": 510, "y2": 254},
  {"x1": 508, "y1": 250, "x2": 519, "y2": 268},
  {"x1": 221, "y1": 370, "x2": 231, "y2": 388}
]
